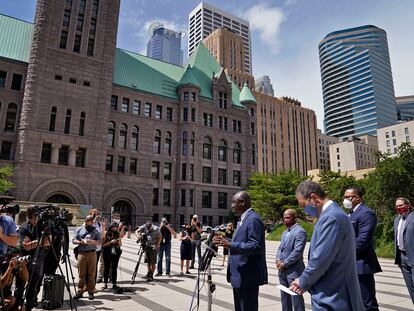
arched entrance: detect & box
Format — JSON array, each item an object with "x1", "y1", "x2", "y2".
[
  {"x1": 112, "y1": 200, "x2": 133, "y2": 226},
  {"x1": 46, "y1": 194, "x2": 74, "y2": 204}
]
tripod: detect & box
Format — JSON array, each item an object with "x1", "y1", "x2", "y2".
[
  {"x1": 23, "y1": 231, "x2": 77, "y2": 311},
  {"x1": 58, "y1": 225, "x2": 78, "y2": 296},
  {"x1": 131, "y1": 242, "x2": 146, "y2": 284}
]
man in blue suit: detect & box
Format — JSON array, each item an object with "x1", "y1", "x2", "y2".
[
  {"x1": 290, "y1": 181, "x2": 364, "y2": 311},
  {"x1": 213, "y1": 191, "x2": 268, "y2": 311},
  {"x1": 276, "y1": 208, "x2": 306, "y2": 311},
  {"x1": 394, "y1": 197, "x2": 414, "y2": 304},
  {"x1": 344, "y1": 186, "x2": 382, "y2": 311}
]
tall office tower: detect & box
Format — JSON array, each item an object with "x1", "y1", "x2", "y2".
[
  {"x1": 396, "y1": 95, "x2": 414, "y2": 121},
  {"x1": 255, "y1": 76, "x2": 274, "y2": 97},
  {"x1": 320, "y1": 25, "x2": 397, "y2": 139},
  {"x1": 146, "y1": 22, "x2": 183, "y2": 66},
  {"x1": 188, "y1": 2, "x2": 252, "y2": 74},
  {"x1": 203, "y1": 28, "x2": 254, "y2": 89}
]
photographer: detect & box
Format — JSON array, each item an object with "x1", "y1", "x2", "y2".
[
  {"x1": 135, "y1": 221, "x2": 161, "y2": 282},
  {"x1": 190, "y1": 215, "x2": 202, "y2": 270},
  {"x1": 72, "y1": 215, "x2": 101, "y2": 301},
  {"x1": 156, "y1": 218, "x2": 175, "y2": 277},
  {"x1": 19, "y1": 205, "x2": 52, "y2": 311},
  {"x1": 1, "y1": 248, "x2": 29, "y2": 310},
  {"x1": 102, "y1": 222, "x2": 122, "y2": 290}
]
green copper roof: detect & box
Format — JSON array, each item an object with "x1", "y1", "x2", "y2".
[
  {"x1": 178, "y1": 64, "x2": 200, "y2": 88},
  {"x1": 239, "y1": 83, "x2": 257, "y2": 104},
  {"x1": 0, "y1": 14, "x2": 33, "y2": 63}
]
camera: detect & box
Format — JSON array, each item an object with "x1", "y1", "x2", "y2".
[
  {"x1": 34, "y1": 204, "x2": 72, "y2": 228},
  {"x1": 0, "y1": 195, "x2": 20, "y2": 215},
  {"x1": 16, "y1": 255, "x2": 31, "y2": 263},
  {"x1": 137, "y1": 232, "x2": 150, "y2": 247}
]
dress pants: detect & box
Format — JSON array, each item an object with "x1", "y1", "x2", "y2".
[
  {"x1": 233, "y1": 287, "x2": 259, "y2": 311},
  {"x1": 279, "y1": 273, "x2": 305, "y2": 311},
  {"x1": 358, "y1": 274, "x2": 379, "y2": 311},
  {"x1": 400, "y1": 252, "x2": 414, "y2": 304}
]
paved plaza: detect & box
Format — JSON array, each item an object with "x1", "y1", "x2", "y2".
[{"x1": 53, "y1": 232, "x2": 412, "y2": 311}]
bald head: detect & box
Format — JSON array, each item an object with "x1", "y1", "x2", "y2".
[{"x1": 231, "y1": 191, "x2": 251, "y2": 216}]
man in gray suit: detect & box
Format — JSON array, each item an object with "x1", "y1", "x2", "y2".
[
  {"x1": 290, "y1": 181, "x2": 364, "y2": 311},
  {"x1": 394, "y1": 197, "x2": 414, "y2": 304},
  {"x1": 276, "y1": 209, "x2": 306, "y2": 311}
]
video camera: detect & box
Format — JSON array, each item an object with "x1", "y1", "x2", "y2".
[
  {"x1": 33, "y1": 204, "x2": 72, "y2": 228},
  {"x1": 0, "y1": 195, "x2": 20, "y2": 215},
  {"x1": 136, "y1": 232, "x2": 150, "y2": 248}
]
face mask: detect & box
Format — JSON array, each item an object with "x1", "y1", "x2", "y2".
[
  {"x1": 85, "y1": 224, "x2": 93, "y2": 231},
  {"x1": 397, "y1": 207, "x2": 409, "y2": 216},
  {"x1": 343, "y1": 199, "x2": 353, "y2": 209},
  {"x1": 304, "y1": 204, "x2": 318, "y2": 217}
]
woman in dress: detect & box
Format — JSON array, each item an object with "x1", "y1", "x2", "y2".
[
  {"x1": 221, "y1": 223, "x2": 234, "y2": 266},
  {"x1": 101, "y1": 222, "x2": 122, "y2": 289},
  {"x1": 180, "y1": 223, "x2": 192, "y2": 275}
]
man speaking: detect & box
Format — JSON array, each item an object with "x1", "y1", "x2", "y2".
[{"x1": 213, "y1": 191, "x2": 267, "y2": 311}]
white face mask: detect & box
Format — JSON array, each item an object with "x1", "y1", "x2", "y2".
[{"x1": 343, "y1": 199, "x2": 353, "y2": 209}]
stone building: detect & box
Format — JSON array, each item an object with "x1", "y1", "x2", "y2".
[
  {"x1": 317, "y1": 129, "x2": 339, "y2": 171},
  {"x1": 0, "y1": 0, "x2": 257, "y2": 227}
]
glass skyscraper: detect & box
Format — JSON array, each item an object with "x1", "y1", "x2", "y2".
[
  {"x1": 319, "y1": 25, "x2": 397, "y2": 138},
  {"x1": 147, "y1": 23, "x2": 183, "y2": 66}
]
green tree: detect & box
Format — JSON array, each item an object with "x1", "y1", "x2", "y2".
[
  {"x1": 247, "y1": 171, "x2": 308, "y2": 223},
  {"x1": 0, "y1": 166, "x2": 14, "y2": 193},
  {"x1": 318, "y1": 170, "x2": 363, "y2": 203}
]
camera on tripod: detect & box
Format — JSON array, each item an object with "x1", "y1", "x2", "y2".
[
  {"x1": 0, "y1": 195, "x2": 20, "y2": 215},
  {"x1": 136, "y1": 232, "x2": 150, "y2": 248},
  {"x1": 32, "y1": 204, "x2": 72, "y2": 229}
]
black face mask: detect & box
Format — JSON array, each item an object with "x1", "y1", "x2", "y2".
[{"x1": 85, "y1": 224, "x2": 94, "y2": 231}]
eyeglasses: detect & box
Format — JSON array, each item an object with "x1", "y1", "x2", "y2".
[{"x1": 344, "y1": 196, "x2": 357, "y2": 200}]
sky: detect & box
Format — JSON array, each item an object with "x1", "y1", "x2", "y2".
[{"x1": 1, "y1": 0, "x2": 413, "y2": 129}]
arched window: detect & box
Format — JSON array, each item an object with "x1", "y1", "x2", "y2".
[
  {"x1": 107, "y1": 121, "x2": 115, "y2": 147},
  {"x1": 79, "y1": 111, "x2": 86, "y2": 136},
  {"x1": 49, "y1": 106, "x2": 57, "y2": 131},
  {"x1": 233, "y1": 142, "x2": 241, "y2": 164},
  {"x1": 165, "y1": 131, "x2": 172, "y2": 155},
  {"x1": 119, "y1": 123, "x2": 127, "y2": 149},
  {"x1": 203, "y1": 136, "x2": 212, "y2": 160},
  {"x1": 4, "y1": 103, "x2": 18, "y2": 132},
  {"x1": 218, "y1": 139, "x2": 227, "y2": 162},
  {"x1": 182, "y1": 131, "x2": 188, "y2": 156},
  {"x1": 131, "y1": 125, "x2": 139, "y2": 151},
  {"x1": 64, "y1": 109, "x2": 71, "y2": 134},
  {"x1": 153, "y1": 129, "x2": 161, "y2": 154}
]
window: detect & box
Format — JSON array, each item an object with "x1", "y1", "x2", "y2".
[
  {"x1": 117, "y1": 156, "x2": 125, "y2": 173},
  {"x1": 165, "y1": 131, "x2": 172, "y2": 155},
  {"x1": 152, "y1": 188, "x2": 159, "y2": 206},
  {"x1": 92, "y1": 0, "x2": 99, "y2": 15},
  {"x1": 250, "y1": 108, "x2": 255, "y2": 117},
  {"x1": 182, "y1": 131, "x2": 188, "y2": 156},
  {"x1": 233, "y1": 142, "x2": 241, "y2": 164},
  {"x1": 184, "y1": 92, "x2": 189, "y2": 101},
  {"x1": 76, "y1": 148, "x2": 86, "y2": 167},
  {"x1": 90, "y1": 18, "x2": 97, "y2": 35},
  {"x1": 69, "y1": 78, "x2": 76, "y2": 84},
  {"x1": 105, "y1": 155, "x2": 113, "y2": 171},
  {"x1": 122, "y1": 98, "x2": 129, "y2": 113},
  {"x1": 190, "y1": 133, "x2": 195, "y2": 156},
  {"x1": 394, "y1": 148, "x2": 398, "y2": 154},
  {"x1": 59, "y1": 31, "x2": 68, "y2": 49},
  {"x1": 405, "y1": 128, "x2": 409, "y2": 135},
  {"x1": 252, "y1": 144, "x2": 256, "y2": 166},
  {"x1": 40, "y1": 143, "x2": 52, "y2": 163},
  {"x1": 189, "y1": 189, "x2": 194, "y2": 207},
  {"x1": 192, "y1": 92, "x2": 196, "y2": 101},
  {"x1": 83, "y1": 80, "x2": 90, "y2": 87},
  {"x1": 76, "y1": 14, "x2": 84, "y2": 32},
  {"x1": 4, "y1": 103, "x2": 17, "y2": 132},
  {"x1": 406, "y1": 136, "x2": 410, "y2": 143},
  {"x1": 152, "y1": 161, "x2": 160, "y2": 179},
  {"x1": 386, "y1": 140, "x2": 390, "y2": 147},
  {"x1": 218, "y1": 116, "x2": 223, "y2": 129},
  {"x1": 218, "y1": 168, "x2": 227, "y2": 185},
  {"x1": 182, "y1": 163, "x2": 187, "y2": 180},
  {"x1": 393, "y1": 139, "x2": 397, "y2": 146},
  {"x1": 202, "y1": 166, "x2": 212, "y2": 183},
  {"x1": 250, "y1": 123, "x2": 255, "y2": 135},
  {"x1": 163, "y1": 189, "x2": 171, "y2": 206},
  {"x1": 73, "y1": 35, "x2": 81, "y2": 53},
  {"x1": 154, "y1": 130, "x2": 161, "y2": 154},
  {"x1": 166, "y1": 107, "x2": 173, "y2": 121},
  {"x1": 49, "y1": 107, "x2": 57, "y2": 131},
  {"x1": 111, "y1": 95, "x2": 118, "y2": 110},
  {"x1": 164, "y1": 163, "x2": 172, "y2": 180},
  {"x1": 181, "y1": 189, "x2": 186, "y2": 207},
  {"x1": 202, "y1": 191, "x2": 212, "y2": 209},
  {"x1": 79, "y1": 0, "x2": 86, "y2": 13},
  {"x1": 118, "y1": 123, "x2": 127, "y2": 149},
  {"x1": 190, "y1": 163, "x2": 194, "y2": 181},
  {"x1": 133, "y1": 100, "x2": 140, "y2": 115},
  {"x1": 203, "y1": 113, "x2": 213, "y2": 127},
  {"x1": 145, "y1": 103, "x2": 152, "y2": 117},
  {"x1": 0, "y1": 141, "x2": 12, "y2": 160},
  {"x1": 183, "y1": 107, "x2": 188, "y2": 121},
  {"x1": 203, "y1": 137, "x2": 212, "y2": 159},
  {"x1": 191, "y1": 108, "x2": 196, "y2": 122},
  {"x1": 218, "y1": 192, "x2": 227, "y2": 209},
  {"x1": 218, "y1": 92, "x2": 227, "y2": 109},
  {"x1": 107, "y1": 121, "x2": 115, "y2": 147},
  {"x1": 58, "y1": 145, "x2": 69, "y2": 165},
  {"x1": 155, "y1": 105, "x2": 162, "y2": 119},
  {"x1": 79, "y1": 112, "x2": 85, "y2": 136},
  {"x1": 392, "y1": 131, "x2": 396, "y2": 137},
  {"x1": 0, "y1": 71, "x2": 7, "y2": 88},
  {"x1": 237, "y1": 121, "x2": 242, "y2": 133},
  {"x1": 87, "y1": 37, "x2": 94, "y2": 55},
  {"x1": 11, "y1": 74, "x2": 23, "y2": 91},
  {"x1": 233, "y1": 170, "x2": 241, "y2": 186},
  {"x1": 131, "y1": 126, "x2": 139, "y2": 151},
  {"x1": 130, "y1": 158, "x2": 137, "y2": 174},
  {"x1": 218, "y1": 140, "x2": 227, "y2": 161},
  {"x1": 385, "y1": 132, "x2": 389, "y2": 139}
]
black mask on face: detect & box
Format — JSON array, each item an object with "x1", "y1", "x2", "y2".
[{"x1": 85, "y1": 223, "x2": 94, "y2": 231}]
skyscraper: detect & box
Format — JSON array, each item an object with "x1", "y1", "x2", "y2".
[
  {"x1": 396, "y1": 95, "x2": 414, "y2": 121},
  {"x1": 320, "y1": 25, "x2": 397, "y2": 138},
  {"x1": 188, "y1": 2, "x2": 252, "y2": 74},
  {"x1": 147, "y1": 22, "x2": 183, "y2": 66},
  {"x1": 255, "y1": 76, "x2": 274, "y2": 97}
]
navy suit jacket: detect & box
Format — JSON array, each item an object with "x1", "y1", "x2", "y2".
[
  {"x1": 227, "y1": 209, "x2": 268, "y2": 288},
  {"x1": 276, "y1": 223, "x2": 307, "y2": 279},
  {"x1": 350, "y1": 204, "x2": 382, "y2": 274},
  {"x1": 394, "y1": 211, "x2": 414, "y2": 266}
]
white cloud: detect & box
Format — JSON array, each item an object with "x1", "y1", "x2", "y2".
[{"x1": 244, "y1": 4, "x2": 285, "y2": 53}]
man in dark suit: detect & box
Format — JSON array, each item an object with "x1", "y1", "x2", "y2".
[
  {"x1": 213, "y1": 191, "x2": 268, "y2": 311},
  {"x1": 344, "y1": 186, "x2": 382, "y2": 311},
  {"x1": 394, "y1": 197, "x2": 414, "y2": 304},
  {"x1": 276, "y1": 208, "x2": 306, "y2": 311}
]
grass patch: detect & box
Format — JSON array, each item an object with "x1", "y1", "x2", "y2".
[
  {"x1": 375, "y1": 241, "x2": 394, "y2": 259},
  {"x1": 267, "y1": 220, "x2": 314, "y2": 242}
]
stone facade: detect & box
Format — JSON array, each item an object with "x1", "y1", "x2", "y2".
[{"x1": 0, "y1": 0, "x2": 256, "y2": 227}]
